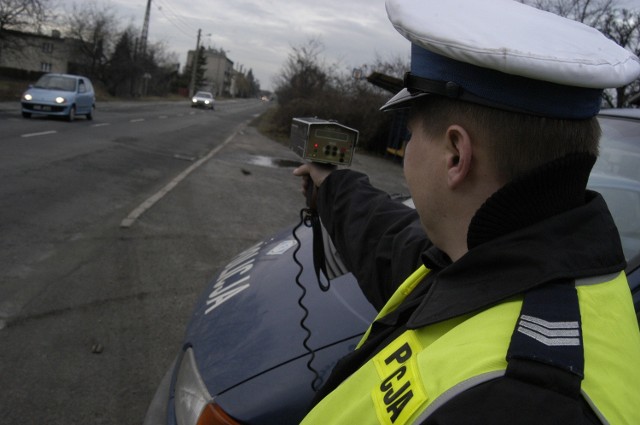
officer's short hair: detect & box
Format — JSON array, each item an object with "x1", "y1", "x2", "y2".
[{"x1": 410, "y1": 96, "x2": 601, "y2": 182}]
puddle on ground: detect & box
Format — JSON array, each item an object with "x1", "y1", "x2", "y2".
[{"x1": 246, "y1": 155, "x2": 302, "y2": 168}]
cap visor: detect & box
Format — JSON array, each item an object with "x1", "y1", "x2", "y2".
[{"x1": 380, "y1": 88, "x2": 430, "y2": 111}]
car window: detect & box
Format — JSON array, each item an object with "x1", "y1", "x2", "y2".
[
  {"x1": 34, "y1": 75, "x2": 77, "y2": 92},
  {"x1": 196, "y1": 92, "x2": 212, "y2": 98},
  {"x1": 591, "y1": 114, "x2": 640, "y2": 264},
  {"x1": 79, "y1": 80, "x2": 86, "y2": 93}
]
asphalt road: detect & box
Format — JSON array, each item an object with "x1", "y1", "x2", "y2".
[{"x1": 0, "y1": 99, "x2": 407, "y2": 424}]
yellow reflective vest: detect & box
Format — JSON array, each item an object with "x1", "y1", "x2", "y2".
[{"x1": 301, "y1": 266, "x2": 640, "y2": 425}]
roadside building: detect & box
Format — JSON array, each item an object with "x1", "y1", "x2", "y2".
[
  {"x1": 0, "y1": 29, "x2": 85, "y2": 76},
  {"x1": 186, "y1": 47, "x2": 234, "y2": 97}
]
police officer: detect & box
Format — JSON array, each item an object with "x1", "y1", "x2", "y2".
[{"x1": 293, "y1": 0, "x2": 640, "y2": 423}]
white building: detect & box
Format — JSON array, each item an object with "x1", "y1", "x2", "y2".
[
  {"x1": 0, "y1": 29, "x2": 85, "y2": 74},
  {"x1": 186, "y1": 47, "x2": 234, "y2": 97}
]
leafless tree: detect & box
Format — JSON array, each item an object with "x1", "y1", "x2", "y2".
[
  {"x1": 234, "y1": 68, "x2": 260, "y2": 98},
  {"x1": 368, "y1": 53, "x2": 409, "y2": 80},
  {"x1": 274, "y1": 37, "x2": 329, "y2": 103},
  {"x1": 522, "y1": 0, "x2": 615, "y2": 26},
  {"x1": 62, "y1": 2, "x2": 118, "y2": 79},
  {"x1": 521, "y1": 0, "x2": 640, "y2": 107},
  {"x1": 0, "y1": 0, "x2": 51, "y2": 33},
  {"x1": 0, "y1": 0, "x2": 55, "y2": 66},
  {"x1": 599, "y1": 7, "x2": 640, "y2": 107}
]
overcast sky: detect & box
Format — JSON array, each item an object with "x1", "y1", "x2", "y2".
[{"x1": 57, "y1": 0, "x2": 640, "y2": 92}]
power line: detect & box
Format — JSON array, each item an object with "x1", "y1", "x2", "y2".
[
  {"x1": 157, "y1": 0, "x2": 194, "y2": 30},
  {"x1": 156, "y1": 9, "x2": 195, "y2": 39},
  {"x1": 154, "y1": 0, "x2": 197, "y2": 38},
  {"x1": 156, "y1": 7, "x2": 196, "y2": 39}
]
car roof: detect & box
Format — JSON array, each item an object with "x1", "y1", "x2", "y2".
[
  {"x1": 598, "y1": 108, "x2": 640, "y2": 120},
  {"x1": 42, "y1": 73, "x2": 90, "y2": 80}
]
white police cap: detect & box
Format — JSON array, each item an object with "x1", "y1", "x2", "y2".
[{"x1": 382, "y1": 0, "x2": 640, "y2": 118}]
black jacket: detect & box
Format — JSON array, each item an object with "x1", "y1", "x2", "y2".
[{"x1": 312, "y1": 153, "x2": 626, "y2": 424}]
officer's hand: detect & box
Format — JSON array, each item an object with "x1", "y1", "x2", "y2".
[
  {"x1": 293, "y1": 162, "x2": 336, "y2": 209},
  {"x1": 293, "y1": 162, "x2": 335, "y2": 195}
]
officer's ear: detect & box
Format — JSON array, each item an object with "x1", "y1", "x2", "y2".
[{"x1": 445, "y1": 124, "x2": 472, "y2": 189}]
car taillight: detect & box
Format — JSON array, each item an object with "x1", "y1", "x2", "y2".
[{"x1": 196, "y1": 403, "x2": 242, "y2": 425}]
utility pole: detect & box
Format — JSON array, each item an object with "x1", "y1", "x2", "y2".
[
  {"x1": 189, "y1": 29, "x2": 202, "y2": 98},
  {"x1": 140, "y1": 0, "x2": 152, "y2": 57},
  {"x1": 136, "y1": 0, "x2": 151, "y2": 97}
]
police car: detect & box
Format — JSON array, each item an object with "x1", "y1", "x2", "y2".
[{"x1": 144, "y1": 109, "x2": 640, "y2": 425}]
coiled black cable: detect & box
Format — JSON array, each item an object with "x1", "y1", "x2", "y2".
[{"x1": 293, "y1": 207, "x2": 324, "y2": 392}]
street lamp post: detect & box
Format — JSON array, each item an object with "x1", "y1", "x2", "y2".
[{"x1": 189, "y1": 29, "x2": 201, "y2": 98}]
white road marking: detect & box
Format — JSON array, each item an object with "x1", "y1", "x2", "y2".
[
  {"x1": 130, "y1": 118, "x2": 145, "y2": 123},
  {"x1": 120, "y1": 124, "x2": 244, "y2": 228},
  {"x1": 158, "y1": 115, "x2": 168, "y2": 119},
  {"x1": 92, "y1": 123, "x2": 111, "y2": 127},
  {"x1": 21, "y1": 130, "x2": 57, "y2": 138}
]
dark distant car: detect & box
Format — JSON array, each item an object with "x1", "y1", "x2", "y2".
[
  {"x1": 21, "y1": 73, "x2": 95, "y2": 121},
  {"x1": 144, "y1": 109, "x2": 640, "y2": 425},
  {"x1": 191, "y1": 91, "x2": 215, "y2": 110}
]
